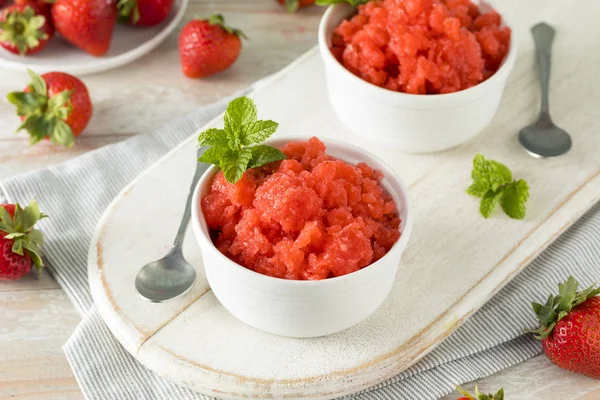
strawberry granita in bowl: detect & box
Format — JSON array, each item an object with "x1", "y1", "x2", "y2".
[
  {"x1": 318, "y1": 0, "x2": 517, "y2": 153},
  {"x1": 191, "y1": 137, "x2": 412, "y2": 338}
]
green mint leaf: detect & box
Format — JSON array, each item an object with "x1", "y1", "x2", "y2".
[
  {"x1": 198, "y1": 128, "x2": 228, "y2": 147},
  {"x1": 466, "y1": 181, "x2": 488, "y2": 198},
  {"x1": 491, "y1": 160, "x2": 512, "y2": 183},
  {"x1": 500, "y1": 179, "x2": 529, "y2": 220},
  {"x1": 247, "y1": 145, "x2": 287, "y2": 169},
  {"x1": 241, "y1": 120, "x2": 279, "y2": 145},
  {"x1": 220, "y1": 147, "x2": 252, "y2": 184},
  {"x1": 471, "y1": 154, "x2": 510, "y2": 192},
  {"x1": 479, "y1": 190, "x2": 502, "y2": 218},
  {"x1": 223, "y1": 96, "x2": 257, "y2": 140},
  {"x1": 198, "y1": 146, "x2": 227, "y2": 165},
  {"x1": 27, "y1": 69, "x2": 47, "y2": 96}
]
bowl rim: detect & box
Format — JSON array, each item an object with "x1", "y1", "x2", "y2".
[
  {"x1": 191, "y1": 136, "x2": 413, "y2": 287},
  {"x1": 317, "y1": 2, "x2": 518, "y2": 102}
]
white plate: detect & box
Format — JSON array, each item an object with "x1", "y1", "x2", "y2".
[{"x1": 0, "y1": 0, "x2": 188, "y2": 76}]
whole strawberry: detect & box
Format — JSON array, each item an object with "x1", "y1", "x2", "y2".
[
  {"x1": 51, "y1": 0, "x2": 117, "y2": 56},
  {"x1": 456, "y1": 385, "x2": 504, "y2": 400},
  {"x1": 277, "y1": 0, "x2": 315, "y2": 12},
  {"x1": 179, "y1": 15, "x2": 246, "y2": 79},
  {"x1": 0, "y1": 4, "x2": 53, "y2": 55},
  {"x1": 0, "y1": 201, "x2": 47, "y2": 281},
  {"x1": 117, "y1": 0, "x2": 174, "y2": 27},
  {"x1": 7, "y1": 69, "x2": 93, "y2": 147},
  {"x1": 529, "y1": 276, "x2": 600, "y2": 379}
]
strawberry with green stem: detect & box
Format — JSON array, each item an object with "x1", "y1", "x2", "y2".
[
  {"x1": 179, "y1": 14, "x2": 247, "y2": 79},
  {"x1": 7, "y1": 69, "x2": 93, "y2": 148},
  {"x1": 0, "y1": 200, "x2": 47, "y2": 281},
  {"x1": 117, "y1": 0, "x2": 174, "y2": 27},
  {"x1": 528, "y1": 276, "x2": 600, "y2": 379},
  {"x1": 0, "y1": 4, "x2": 53, "y2": 55},
  {"x1": 198, "y1": 96, "x2": 286, "y2": 184},
  {"x1": 456, "y1": 385, "x2": 504, "y2": 400}
]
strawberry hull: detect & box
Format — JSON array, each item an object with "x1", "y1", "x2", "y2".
[{"x1": 542, "y1": 296, "x2": 600, "y2": 379}]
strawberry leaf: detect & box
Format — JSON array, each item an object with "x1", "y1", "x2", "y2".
[
  {"x1": 7, "y1": 92, "x2": 46, "y2": 116},
  {"x1": 28, "y1": 68, "x2": 47, "y2": 95},
  {"x1": 284, "y1": 0, "x2": 300, "y2": 12},
  {"x1": 528, "y1": 276, "x2": 600, "y2": 339},
  {"x1": 50, "y1": 120, "x2": 75, "y2": 148},
  {"x1": 12, "y1": 239, "x2": 24, "y2": 256}
]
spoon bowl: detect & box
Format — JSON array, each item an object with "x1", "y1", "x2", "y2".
[
  {"x1": 519, "y1": 22, "x2": 572, "y2": 158},
  {"x1": 519, "y1": 113, "x2": 572, "y2": 158},
  {"x1": 135, "y1": 247, "x2": 197, "y2": 303}
]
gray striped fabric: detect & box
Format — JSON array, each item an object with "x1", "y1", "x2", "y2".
[{"x1": 1, "y1": 93, "x2": 599, "y2": 400}]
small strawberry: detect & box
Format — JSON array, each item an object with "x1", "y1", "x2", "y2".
[
  {"x1": 51, "y1": 0, "x2": 117, "y2": 57},
  {"x1": 7, "y1": 69, "x2": 93, "y2": 147},
  {"x1": 277, "y1": 0, "x2": 315, "y2": 12},
  {"x1": 456, "y1": 385, "x2": 504, "y2": 400},
  {"x1": 117, "y1": 0, "x2": 174, "y2": 27},
  {"x1": 179, "y1": 14, "x2": 246, "y2": 79},
  {"x1": 0, "y1": 4, "x2": 53, "y2": 55},
  {"x1": 528, "y1": 276, "x2": 600, "y2": 379},
  {"x1": 0, "y1": 200, "x2": 47, "y2": 281}
]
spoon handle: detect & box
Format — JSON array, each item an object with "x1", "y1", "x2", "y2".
[
  {"x1": 173, "y1": 147, "x2": 210, "y2": 248},
  {"x1": 531, "y1": 23, "x2": 556, "y2": 114}
]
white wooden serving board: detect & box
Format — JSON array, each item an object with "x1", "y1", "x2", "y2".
[{"x1": 88, "y1": 8, "x2": 600, "y2": 399}]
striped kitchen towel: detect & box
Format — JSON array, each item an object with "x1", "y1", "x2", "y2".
[{"x1": 1, "y1": 92, "x2": 599, "y2": 400}]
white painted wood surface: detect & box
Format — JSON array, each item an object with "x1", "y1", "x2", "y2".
[{"x1": 0, "y1": 0, "x2": 600, "y2": 399}]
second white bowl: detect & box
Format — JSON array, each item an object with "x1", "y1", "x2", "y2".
[
  {"x1": 318, "y1": 3, "x2": 517, "y2": 153},
  {"x1": 191, "y1": 138, "x2": 412, "y2": 338}
]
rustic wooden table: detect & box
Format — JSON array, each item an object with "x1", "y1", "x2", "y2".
[{"x1": 0, "y1": 1, "x2": 598, "y2": 399}]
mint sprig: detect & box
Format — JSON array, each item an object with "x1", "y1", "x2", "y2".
[
  {"x1": 467, "y1": 154, "x2": 530, "y2": 220},
  {"x1": 198, "y1": 96, "x2": 286, "y2": 184}
]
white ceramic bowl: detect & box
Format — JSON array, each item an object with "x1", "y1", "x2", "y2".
[
  {"x1": 0, "y1": 0, "x2": 188, "y2": 76},
  {"x1": 191, "y1": 137, "x2": 412, "y2": 338},
  {"x1": 318, "y1": 3, "x2": 517, "y2": 154}
]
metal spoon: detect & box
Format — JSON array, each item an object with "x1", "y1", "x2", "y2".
[
  {"x1": 135, "y1": 148, "x2": 208, "y2": 303},
  {"x1": 519, "y1": 22, "x2": 572, "y2": 158}
]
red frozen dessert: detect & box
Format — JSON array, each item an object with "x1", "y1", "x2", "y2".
[
  {"x1": 202, "y1": 137, "x2": 401, "y2": 280},
  {"x1": 330, "y1": 0, "x2": 511, "y2": 94}
]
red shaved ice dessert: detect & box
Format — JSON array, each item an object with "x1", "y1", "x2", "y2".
[
  {"x1": 201, "y1": 137, "x2": 401, "y2": 280},
  {"x1": 330, "y1": 0, "x2": 511, "y2": 94}
]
